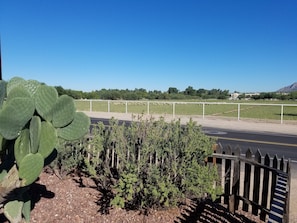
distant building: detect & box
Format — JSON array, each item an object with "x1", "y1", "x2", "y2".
[
  {"x1": 229, "y1": 92, "x2": 260, "y2": 100},
  {"x1": 230, "y1": 92, "x2": 240, "y2": 100}
]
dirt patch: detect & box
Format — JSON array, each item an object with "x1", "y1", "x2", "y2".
[{"x1": 0, "y1": 171, "x2": 267, "y2": 223}]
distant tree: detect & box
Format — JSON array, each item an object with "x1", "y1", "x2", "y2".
[
  {"x1": 55, "y1": 86, "x2": 66, "y2": 96},
  {"x1": 55, "y1": 86, "x2": 83, "y2": 99},
  {"x1": 238, "y1": 93, "x2": 245, "y2": 100},
  {"x1": 196, "y1": 88, "x2": 207, "y2": 97},
  {"x1": 184, "y1": 86, "x2": 195, "y2": 96},
  {"x1": 219, "y1": 90, "x2": 230, "y2": 99},
  {"x1": 86, "y1": 91, "x2": 100, "y2": 99},
  {"x1": 168, "y1": 87, "x2": 179, "y2": 94},
  {"x1": 290, "y1": 92, "x2": 297, "y2": 100},
  {"x1": 251, "y1": 94, "x2": 261, "y2": 100},
  {"x1": 134, "y1": 88, "x2": 148, "y2": 99},
  {"x1": 277, "y1": 94, "x2": 289, "y2": 100}
]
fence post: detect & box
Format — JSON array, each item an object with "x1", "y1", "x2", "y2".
[
  {"x1": 202, "y1": 102, "x2": 205, "y2": 119},
  {"x1": 230, "y1": 147, "x2": 240, "y2": 213},
  {"x1": 147, "y1": 101, "x2": 150, "y2": 115},
  {"x1": 280, "y1": 105, "x2": 284, "y2": 124},
  {"x1": 237, "y1": 103, "x2": 240, "y2": 121},
  {"x1": 173, "y1": 102, "x2": 175, "y2": 118},
  {"x1": 285, "y1": 159, "x2": 291, "y2": 223},
  {"x1": 108, "y1": 100, "x2": 110, "y2": 113},
  {"x1": 125, "y1": 101, "x2": 128, "y2": 114},
  {"x1": 252, "y1": 149, "x2": 262, "y2": 215},
  {"x1": 260, "y1": 154, "x2": 271, "y2": 221},
  {"x1": 243, "y1": 149, "x2": 253, "y2": 212},
  {"x1": 224, "y1": 146, "x2": 232, "y2": 206},
  {"x1": 90, "y1": 100, "x2": 92, "y2": 112}
]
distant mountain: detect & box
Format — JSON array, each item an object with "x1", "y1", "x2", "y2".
[{"x1": 277, "y1": 82, "x2": 297, "y2": 93}]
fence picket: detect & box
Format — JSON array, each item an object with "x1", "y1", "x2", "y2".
[
  {"x1": 271, "y1": 155, "x2": 279, "y2": 196},
  {"x1": 242, "y1": 148, "x2": 253, "y2": 212},
  {"x1": 280, "y1": 156, "x2": 285, "y2": 172},
  {"x1": 224, "y1": 146, "x2": 232, "y2": 206},
  {"x1": 231, "y1": 147, "x2": 240, "y2": 213},
  {"x1": 284, "y1": 159, "x2": 291, "y2": 222},
  {"x1": 260, "y1": 154, "x2": 271, "y2": 221},
  {"x1": 252, "y1": 149, "x2": 262, "y2": 215}
]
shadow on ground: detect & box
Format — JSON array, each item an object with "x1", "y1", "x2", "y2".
[
  {"x1": 0, "y1": 181, "x2": 55, "y2": 222},
  {"x1": 175, "y1": 199, "x2": 262, "y2": 223}
]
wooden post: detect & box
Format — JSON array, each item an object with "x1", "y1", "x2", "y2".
[
  {"x1": 225, "y1": 146, "x2": 232, "y2": 206},
  {"x1": 271, "y1": 155, "x2": 279, "y2": 195},
  {"x1": 260, "y1": 154, "x2": 271, "y2": 221},
  {"x1": 212, "y1": 144, "x2": 218, "y2": 165},
  {"x1": 284, "y1": 159, "x2": 291, "y2": 223},
  {"x1": 231, "y1": 147, "x2": 240, "y2": 212},
  {"x1": 229, "y1": 194, "x2": 235, "y2": 213},
  {"x1": 252, "y1": 149, "x2": 262, "y2": 215},
  {"x1": 243, "y1": 148, "x2": 252, "y2": 212}
]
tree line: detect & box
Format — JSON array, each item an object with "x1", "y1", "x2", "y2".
[
  {"x1": 55, "y1": 86, "x2": 230, "y2": 100},
  {"x1": 239, "y1": 92, "x2": 297, "y2": 101},
  {"x1": 55, "y1": 86, "x2": 297, "y2": 101}
]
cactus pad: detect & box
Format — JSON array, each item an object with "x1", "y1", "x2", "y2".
[
  {"x1": 14, "y1": 129, "x2": 30, "y2": 166},
  {"x1": 24, "y1": 79, "x2": 41, "y2": 96},
  {"x1": 0, "y1": 80, "x2": 6, "y2": 108},
  {"x1": 52, "y1": 95, "x2": 75, "y2": 128},
  {"x1": 6, "y1": 85, "x2": 31, "y2": 102},
  {"x1": 57, "y1": 112, "x2": 90, "y2": 140},
  {"x1": 6, "y1": 77, "x2": 26, "y2": 96},
  {"x1": 34, "y1": 85, "x2": 58, "y2": 122},
  {"x1": 19, "y1": 153, "x2": 44, "y2": 186},
  {"x1": 4, "y1": 200, "x2": 23, "y2": 223},
  {"x1": 38, "y1": 121, "x2": 57, "y2": 159},
  {"x1": 22, "y1": 194, "x2": 31, "y2": 222},
  {"x1": 0, "y1": 97, "x2": 35, "y2": 139},
  {"x1": 29, "y1": 116, "x2": 41, "y2": 154}
]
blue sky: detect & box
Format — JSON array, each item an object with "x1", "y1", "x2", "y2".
[{"x1": 1, "y1": 0, "x2": 297, "y2": 93}]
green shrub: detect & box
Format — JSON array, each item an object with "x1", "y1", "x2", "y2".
[{"x1": 84, "y1": 116, "x2": 221, "y2": 211}]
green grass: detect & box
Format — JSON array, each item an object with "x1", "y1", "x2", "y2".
[
  {"x1": 75, "y1": 100, "x2": 297, "y2": 122},
  {"x1": 175, "y1": 103, "x2": 203, "y2": 115}
]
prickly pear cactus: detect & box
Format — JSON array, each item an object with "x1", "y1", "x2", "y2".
[
  {"x1": 0, "y1": 80, "x2": 7, "y2": 108},
  {"x1": 0, "y1": 77, "x2": 90, "y2": 222}
]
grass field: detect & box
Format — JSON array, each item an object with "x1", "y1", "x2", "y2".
[{"x1": 75, "y1": 100, "x2": 297, "y2": 123}]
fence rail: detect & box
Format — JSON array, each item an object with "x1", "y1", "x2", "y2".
[
  {"x1": 75, "y1": 100, "x2": 297, "y2": 124},
  {"x1": 208, "y1": 145, "x2": 291, "y2": 223}
]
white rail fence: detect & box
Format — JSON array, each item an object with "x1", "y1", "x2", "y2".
[{"x1": 75, "y1": 100, "x2": 297, "y2": 124}]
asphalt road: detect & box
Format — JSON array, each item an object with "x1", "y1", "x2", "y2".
[
  {"x1": 204, "y1": 127, "x2": 297, "y2": 161},
  {"x1": 91, "y1": 117, "x2": 297, "y2": 162}
]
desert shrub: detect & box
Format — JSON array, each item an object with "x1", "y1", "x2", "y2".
[
  {"x1": 53, "y1": 116, "x2": 221, "y2": 211},
  {"x1": 49, "y1": 138, "x2": 87, "y2": 177},
  {"x1": 82, "y1": 117, "x2": 221, "y2": 211}
]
